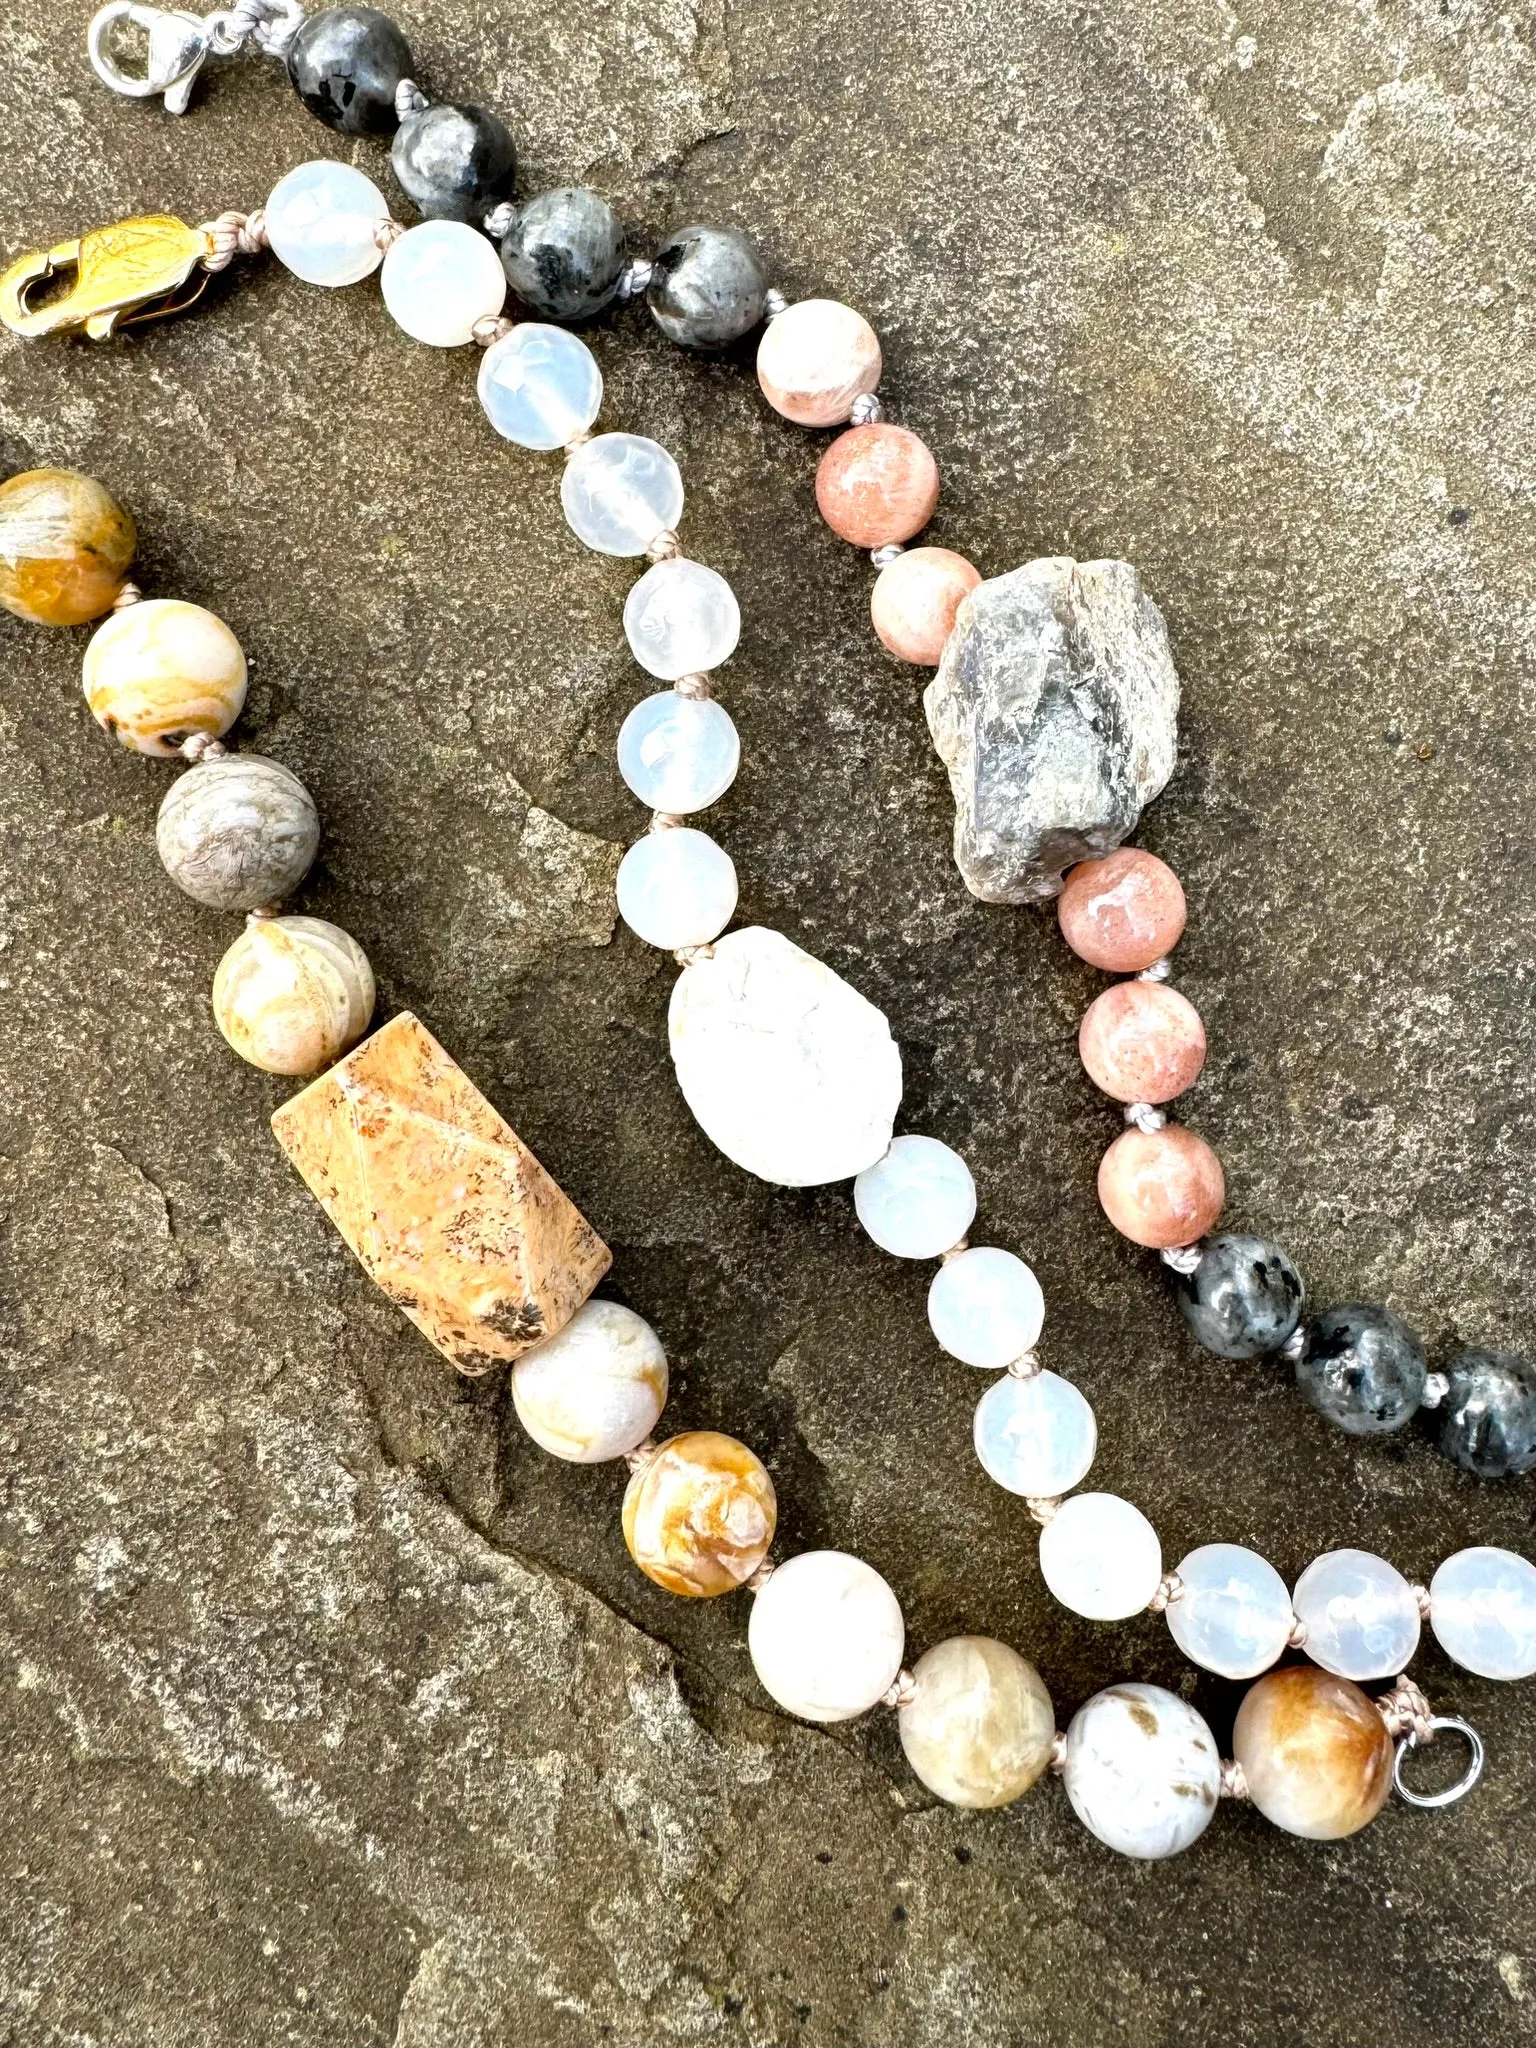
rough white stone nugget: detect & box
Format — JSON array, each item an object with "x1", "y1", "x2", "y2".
[
  {"x1": 1062, "y1": 1684, "x2": 1221, "y2": 1859},
  {"x1": 669, "y1": 927, "x2": 903, "y2": 1186},
  {"x1": 748, "y1": 1550, "x2": 904, "y2": 1721},
  {"x1": 511, "y1": 1299, "x2": 667, "y2": 1462}
]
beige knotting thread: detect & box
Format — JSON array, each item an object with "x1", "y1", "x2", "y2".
[
  {"x1": 1025, "y1": 1495, "x2": 1061, "y2": 1526},
  {"x1": 112, "y1": 581, "x2": 142, "y2": 611},
  {"x1": 1145, "y1": 1571, "x2": 1185, "y2": 1614},
  {"x1": 882, "y1": 1669, "x2": 918, "y2": 1710},
  {"x1": 940, "y1": 1238, "x2": 969, "y2": 1263},
  {"x1": 1375, "y1": 1674, "x2": 1435, "y2": 1746},
  {"x1": 1411, "y1": 1581, "x2": 1433, "y2": 1620},
  {"x1": 564, "y1": 430, "x2": 594, "y2": 457},
  {"x1": 650, "y1": 811, "x2": 686, "y2": 833},
  {"x1": 623, "y1": 1438, "x2": 658, "y2": 1475},
  {"x1": 1006, "y1": 1349, "x2": 1042, "y2": 1380},
  {"x1": 200, "y1": 209, "x2": 269, "y2": 272},
  {"x1": 179, "y1": 734, "x2": 228, "y2": 763},
  {"x1": 1286, "y1": 1615, "x2": 1308, "y2": 1649},
  {"x1": 746, "y1": 1559, "x2": 776, "y2": 1594},
  {"x1": 674, "y1": 943, "x2": 715, "y2": 967},
  {"x1": 1048, "y1": 1732, "x2": 1068, "y2": 1774},
  {"x1": 373, "y1": 219, "x2": 405, "y2": 252},
  {"x1": 673, "y1": 673, "x2": 713, "y2": 700},
  {"x1": 1219, "y1": 1759, "x2": 1250, "y2": 1801},
  {"x1": 473, "y1": 314, "x2": 515, "y2": 347},
  {"x1": 647, "y1": 529, "x2": 681, "y2": 563}
]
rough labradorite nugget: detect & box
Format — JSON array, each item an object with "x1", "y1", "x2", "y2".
[
  {"x1": 157, "y1": 754, "x2": 320, "y2": 911},
  {"x1": 923, "y1": 557, "x2": 1181, "y2": 903},
  {"x1": 646, "y1": 225, "x2": 768, "y2": 348},
  {"x1": 500, "y1": 188, "x2": 627, "y2": 321},
  {"x1": 1174, "y1": 1233, "x2": 1304, "y2": 1359},
  {"x1": 392, "y1": 103, "x2": 517, "y2": 223},
  {"x1": 1435, "y1": 1349, "x2": 1536, "y2": 1478},
  {"x1": 1295, "y1": 1303, "x2": 1427, "y2": 1435},
  {"x1": 285, "y1": 6, "x2": 413, "y2": 135}
]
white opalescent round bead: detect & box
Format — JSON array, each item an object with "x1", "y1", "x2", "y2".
[
  {"x1": 616, "y1": 828, "x2": 737, "y2": 950},
  {"x1": 1038, "y1": 1492, "x2": 1162, "y2": 1620},
  {"x1": 478, "y1": 323, "x2": 602, "y2": 451},
  {"x1": 511, "y1": 1300, "x2": 667, "y2": 1463},
  {"x1": 381, "y1": 219, "x2": 506, "y2": 345},
  {"x1": 266, "y1": 160, "x2": 388, "y2": 288},
  {"x1": 927, "y1": 1246, "x2": 1044, "y2": 1368},
  {"x1": 748, "y1": 1550, "x2": 904, "y2": 1722},
  {"x1": 1166, "y1": 1543, "x2": 1294, "y2": 1680},
  {"x1": 973, "y1": 1370, "x2": 1097, "y2": 1499},
  {"x1": 617, "y1": 693, "x2": 740, "y2": 814},
  {"x1": 1291, "y1": 1548, "x2": 1422, "y2": 1681},
  {"x1": 1062, "y1": 1684, "x2": 1221, "y2": 1860},
  {"x1": 1429, "y1": 1546, "x2": 1536, "y2": 1680},
  {"x1": 624, "y1": 558, "x2": 741, "y2": 681},
  {"x1": 562, "y1": 433, "x2": 684, "y2": 556},
  {"x1": 853, "y1": 1134, "x2": 976, "y2": 1259}
]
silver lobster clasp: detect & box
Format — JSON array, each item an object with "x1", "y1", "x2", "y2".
[{"x1": 87, "y1": 4, "x2": 213, "y2": 114}]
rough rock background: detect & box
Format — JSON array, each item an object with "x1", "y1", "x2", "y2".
[{"x1": 1, "y1": 0, "x2": 1535, "y2": 2041}]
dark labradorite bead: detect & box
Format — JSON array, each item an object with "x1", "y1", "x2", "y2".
[
  {"x1": 500, "y1": 188, "x2": 627, "y2": 321},
  {"x1": 285, "y1": 6, "x2": 413, "y2": 135},
  {"x1": 646, "y1": 225, "x2": 768, "y2": 348},
  {"x1": 1294, "y1": 1304, "x2": 1426, "y2": 1435},
  {"x1": 391, "y1": 104, "x2": 517, "y2": 223},
  {"x1": 1173, "y1": 1233, "x2": 1303, "y2": 1360},
  {"x1": 1435, "y1": 1350, "x2": 1536, "y2": 1478}
]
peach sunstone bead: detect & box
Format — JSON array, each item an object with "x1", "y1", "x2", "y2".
[
  {"x1": 1079, "y1": 982, "x2": 1207, "y2": 1104},
  {"x1": 757, "y1": 297, "x2": 882, "y2": 427},
  {"x1": 622, "y1": 1430, "x2": 777, "y2": 1597},
  {"x1": 0, "y1": 468, "x2": 137, "y2": 626},
  {"x1": 1232, "y1": 1666, "x2": 1394, "y2": 1840},
  {"x1": 816, "y1": 424, "x2": 940, "y2": 549},
  {"x1": 871, "y1": 546, "x2": 981, "y2": 664},
  {"x1": 1098, "y1": 1123, "x2": 1224, "y2": 1248},
  {"x1": 1057, "y1": 848, "x2": 1187, "y2": 972}
]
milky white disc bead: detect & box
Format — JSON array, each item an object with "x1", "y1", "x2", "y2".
[
  {"x1": 1165, "y1": 1542, "x2": 1294, "y2": 1679},
  {"x1": 624, "y1": 558, "x2": 741, "y2": 681},
  {"x1": 616, "y1": 828, "x2": 737, "y2": 950},
  {"x1": 266, "y1": 160, "x2": 388, "y2": 288},
  {"x1": 1290, "y1": 1548, "x2": 1421, "y2": 1681},
  {"x1": 511, "y1": 1299, "x2": 668, "y2": 1463},
  {"x1": 927, "y1": 1246, "x2": 1044, "y2": 1368},
  {"x1": 212, "y1": 914, "x2": 374, "y2": 1075},
  {"x1": 617, "y1": 693, "x2": 740, "y2": 813},
  {"x1": 1038, "y1": 1492, "x2": 1162, "y2": 1620},
  {"x1": 381, "y1": 219, "x2": 507, "y2": 345},
  {"x1": 478, "y1": 324, "x2": 602, "y2": 451},
  {"x1": 1062, "y1": 1684, "x2": 1221, "y2": 1859},
  {"x1": 973, "y1": 1370, "x2": 1097, "y2": 1498},
  {"x1": 83, "y1": 598, "x2": 247, "y2": 758},
  {"x1": 562, "y1": 433, "x2": 685, "y2": 557},
  {"x1": 897, "y1": 1636, "x2": 1056, "y2": 1809},
  {"x1": 853, "y1": 1134, "x2": 976, "y2": 1259},
  {"x1": 748, "y1": 1550, "x2": 904, "y2": 1722},
  {"x1": 756, "y1": 298, "x2": 882, "y2": 427},
  {"x1": 1429, "y1": 1546, "x2": 1536, "y2": 1680}
]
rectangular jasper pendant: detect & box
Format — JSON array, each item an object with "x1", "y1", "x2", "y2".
[{"x1": 272, "y1": 1011, "x2": 610, "y2": 1375}]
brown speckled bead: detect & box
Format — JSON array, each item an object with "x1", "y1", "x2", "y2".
[
  {"x1": 1233, "y1": 1666, "x2": 1394, "y2": 1841},
  {"x1": 1057, "y1": 848, "x2": 1187, "y2": 972},
  {"x1": 622, "y1": 1429, "x2": 776, "y2": 1597},
  {"x1": 815, "y1": 425, "x2": 940, "y2": 549},
  {"x1": 870, "y1": 546, "x2": 980, "y2": 664},
  {"x1": 0, "y1": 469, "x2": 136, "y2": 626},
  {"x1": 1098, "y1": 1124, "x2": 1223, "y2": 1248},
  {"x1": 1079, "y1": 982, "x2": 1206, "y2": 1104}
]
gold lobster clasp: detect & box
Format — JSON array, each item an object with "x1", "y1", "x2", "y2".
[{"x1": 0, "y1": 215, "x2": 214, "y2": 340}]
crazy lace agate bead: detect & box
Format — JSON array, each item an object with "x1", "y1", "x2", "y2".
[
  {"x1": 285, "y1": 6, "x2": 413, "y2": 135},
  {"x1": 1435, "y1": 1349, "x2": 1536, "y2": 1479},
  {"x1": 266, "y1": 160, "x2": 389, "y2": 288},
  {"x1": 897, "y1": 1637, "x2": 1056, "y2": 1809},
  {"x1": 212, "y1": 914, "x2": 374, "y2": 1075},
  {"x1": 157, "y1": 755, "x2": 320, "y2": 911},
  {"x1": 748, "y1": 1550, "x2": 904, "y2": 1721},
  {"x1": 1233, "y1": 1665, "x2": 1393, "y2": 1840},
  {"x1": 0, "y1": 468, "x2": 136, "y2": 626},
  {"x1": 512, "y1": 1299, "x2": 667, "y2": 1463},
  {"x1": 83, "y1": 599, "x2": 247, "y2": 758},
  {"x1": 381, "y1": 220, "x2": 507, "y2": 345},
  {"x1": 500, "y1": 188, "x2": 628, "y2": 322},
  {"x1": 622, "y1": 1430, "x2": 776, "y2": 1596},
  {"x1": 478, "y1": 324, "x2": 602, "y2": 452},
  {"x1": 1062, "y1": 1684, "x2": 1220, "y2": 1859},
  {"x1": 647, "y1": 226, "x2": 768, "y2": 348},
  {"x1": 1295, "y1": 1303, "x2": 1427, "y2": 1436},
  {"x1": 392, "y1": 103, "x2": 517, "y2": 223},
  {"x1": 1174, "y1": 1233, "x2": 1303, "y2": 1359}
]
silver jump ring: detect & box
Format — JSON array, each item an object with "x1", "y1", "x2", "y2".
[{"x1": 1392, "y1": 1715, "x2": 1485, "y2": 1810}]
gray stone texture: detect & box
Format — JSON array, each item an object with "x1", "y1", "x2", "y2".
[{"x1": 2, "y1": 0, "x2": 1536, "y2": 2044}]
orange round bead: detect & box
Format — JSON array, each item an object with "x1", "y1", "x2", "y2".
[
  {"x1": 1079, "y1": 982, "x2": 1206, "y2": 1104},
  {"x1": 0, "y1": 469, "x2": 136, "y2": 627},
  {"x1": 622, "y1": 1430, "x2": 776, "y2": 1597},
  {"x1": 1097, "y1": 1124, "x2": 1223, "y2": 1248},
  {"x1": 1057, "y1": 849, "x2": 1187, "y2": 972},
  {"x1": 870, "y1": 545, "x2": 980, "y2": 664},
  {"x1": 815, "y1": 425, "x2": 940, "y2": 549}
]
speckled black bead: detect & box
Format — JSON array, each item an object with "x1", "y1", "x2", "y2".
[
  {"x1": 1294, "y1": 1304, "x2": 1426, "y2": 1435},
  {"x1": 285, "y1": 6, "x2": 412, "y2": 136},
  {"x1": 646, "y1": 225, "x2": 768, "y2": 348},
  {"x1": 391, "y1": 104, "x2": 517, "y2": 223},
  {"x1": 1173, "y1": 1233, "x2": 1303, "y2": 1360},
  {"x1": 500, "y1": 188, "x2": 627, "y2": 322},
  {"x1": 1435, "y1": 1349, "x2": 1536, "y2": 1478}
]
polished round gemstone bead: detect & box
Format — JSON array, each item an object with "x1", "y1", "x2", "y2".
[
  {"x1": 477, "y1": 323, "x2": 602, "y2": 452},
  {"x1": 285, "y1": 6, "x2": 412, "y2": 135},
  {"x1": 1173, "y1": 1233, "x2": 1304, "y2": 1359},
  {"x1": 870, "y1": 546, "x2": 980, "y2": 665},
  {"x1": 898, "y1": 1637, "x2": 1056, "y2": 1809},
  {"x1": 265, "y1": 159, "x2": 388, "y2": 287},
  {"x1": 815, "y1": 425, "x2": 940, "y2": 548},
  {"x1": 511, "y1": 1298, "x2": 667, "y2": 1462},
  {"x1": 380, "y1": 219, "x2": 506, "y2": 345},
  {"x1": 1166, "y1": 1543, "x2": 1294, "y2": 1679},
  {"x1": 622, "y1": 1430, "x2": 776, "y2": 1596},
  {"x1": 1057, "y1": 848, "x2": 1187, "y2": 971},
  {"x1": 1062, "y1": 1685, "x2": 1220, "y2": 1860},
  {"x1": 748, "y1": 1550, "x2": 904, "y2": 1722},
  {"x1": 1038, "y1": 1492, "x2": 1162, "y2": 1620},
  {"x1": 1291, "y1": 1548, "x2": 1421, "y2": 1680},
  {"x1": 1429, "y1": 1546, "x2": 1536, "y2": 1680},
  {"x1": 83, "y1": 599, "x2": 247, "y2": 758},
  {"x1": 1295, "y1": 1303, "x2": 1426, "y2": 1436},
  {"x1": 499, "y1": 187, "x2": 627, "y2": 321},
  {"x1": 212, "y1": 914, "x2": 374, "y2": 1075},
  {"x1": 853, "y1": 1134, "x2": 976, "y2": 1259},
  {"x1": 1097, "y1": 1124, "x2": 1224, "y2": 1250},
  {"x1": 562, "y1": 433, "x2": 684, "y2": 557},
  {"x1": 973, "y1": 1370, "x2": 1096, "y2": 1498},
  {"x1": 646, "y1": 225, "x2": 768, "y2": 348},
  {"x1": 616, "y1": 828, "x2": 737, "y2": 950},
  {"x1": 623, "y1": 558, "x2": 740, "y2": 681},
  {"x1": 616, "y1": 693, "x2": 739, "y2": 814},
  {"x1": 927, "y1": 1247, "x2": 1045, "y2": 1368},
  {"x1": 157, "y1": 755, "x2": 319, "y2": 911},
  {"x1": 757, "y1": 298, "x2": 882, "y2": 427},
  {"x1": 1435, "y1": 1349, "x2": 1536, "y2": 1479},
  {"x1": 1078, "y1": 982, "x2": 1206, "y2": 1105},
  {"x1": 391, "y1": 102, "x2": 516, "y2": 223},
  {"x1": 1233, "y1": 1665, "x2": 1393, "y2": 1840},
  {"x1": 0, "y1": 468, "x2": 136, "y2": 626}
]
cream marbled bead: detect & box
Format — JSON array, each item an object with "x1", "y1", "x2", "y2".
[
  {"x1": 83, "y1": 599, "x2": 248, "y2": 758},
  {"x1": 512, "y1": 1299, "x2": 668, "y2": 1462},
  {"x1": 1062, "y1": 1684, "x2": 1221, "y2": 1860},
  {"x1": 157, "y1": 755, "x2": 320, "y2": 911},
  {"x1": 897, "y1": 1636, "x2": 1056, "y2": 1809},
  {"x1": 623, "y1": 1430, "x2": 776, "y2": 1596},
  {"x1": 756, "y1": 298, "x2": 882, "y2": 428},
  {"x1": 212, "y1": 914, "x2": 374, "y2": 1075},
  {"x1": 748, "y1": 1549, "x2": 904, "y2": 1721}
]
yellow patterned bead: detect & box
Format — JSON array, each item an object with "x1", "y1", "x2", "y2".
[
  {"x1": 0, "y1": 468, "x2": 136, "y2": 626},
  {"x1": 212, "y1": 915, "x2": 375, "y2": 1076},
  {"x1": 622, "y1": 1430, "x2": 776, "y2": 1597},
  {"x1": 82, "y1": 597, "x2": 247, "y2": 757}
]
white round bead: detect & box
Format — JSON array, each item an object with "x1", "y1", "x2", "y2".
[
  {"x1": 623, "y1": 558, "x2": 741, "y2": 681},
  {"x1": 478, "y1": 323, "x2": 602, "y2": 452},
  {"x1": 1038, "y1": 1492, "x2": 1162, "y2": 1620},
  {"x1": 748, "y1": 1550, "x2": 904, "y2": 1722},
  {"x1": 381, "y1": 219, "x2": 506, "y2": 346},
  {"x1": 756, "y1": 298, "x2": 882, "y2": 427},
  {"x1": 1429, "y1": 1546, "x2": 1536, "y2": 1681},
  {"x1": 853, "y1": 1134, "x2": 976, "y2": 1259},
  {"x1": 973, "y1": 1370, "x2": 1096, "y2": 1498},
  {"x1": 511, "y1": 1300, "x2": 667, "y2": 1463},
  {"x1": 927, "y1": 1246, "x2": 1044, "y2": 1368},
  {"x1": 616, "y1": 828, "x2": 738, "y2": 950},
  {"x1": 562, "y1": 433, "x2": 684, "y2": 557},
  {"x1": 1062, "y1": 1684, "x2": 1220, "y2": 1860},
  {"x1": 265, "y1": 160, "x2": 388, "y2": 288},
  {"x1": 616, "y1": 693, "x2": 740, "y2": 814},
  {"x1": 1290, "y1": 1548, "x2": 1422, "y2": 1681},
  {"x1": 1166, "y1": 1542, "x2": 1294, "y2": 1680}
]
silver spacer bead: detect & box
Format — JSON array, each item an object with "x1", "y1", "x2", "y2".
[
  {"x1": 1025, "y1": 1495, "x2": 1061, "y2": 1527},
  {"x1": 1137, "y1": 957, "x2": 1174, "y2": 983},
  {"x1": 673, "y1": 672, "x2": 713, "y2": 700},
  {"x1": 1125, "y1": 1102, "x2": 1168, "y2": 1135},
  {"x1": 1279, "y1": 1322, "x2": 1310, "y2": 1365},
  {"x1": 870, "y1": 543, "x2": 904, "y2": 570},
  {"x1": 373, "y1": 217, "x2": 405, "y2": 252},
  {"x1": 646, "y1": 529, "x2": 681, "y2": 563},
  {"x1": 1219, "y1": 1758, "x2": 1250, "y2": 1801},
  {"x1": 482, "y1": 201, "x2": 517, "y2": 241},
  {"x1": 1007, "y1": 1349, "x2": 1043, "y2": 1380},
  {"x1": 112, "y1": 580, "x2": 143, "y2": 611},
  {"x1": 617, "y1": 257, "x2": 654, "y2": 300},
  {"x1": 850, "y1": 391, "x2": 884, "y2": 427},
  {"x1": 1420, "y1": 1370, "x2": 1450, "y2": 1410},
  {"x1": 1159, "y1": 1241, "x2": 1204, "y2": 1277},
  {"x1": 882, "y1": 1668, "x2": 919, "y2": 1710},
  {"x1": 472, "y1": 313, "x2": 515, "y2": 347},
  {"x1": 395, "y1": 77, "x2": 427, "y2": 120},
  {"x1": 762, "y1": 286, "x2": 788, "y2": 320},
  {"x1": 179, "y1": 733, "x2": 228, "y2": 763}
]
